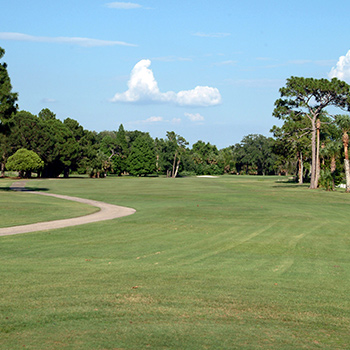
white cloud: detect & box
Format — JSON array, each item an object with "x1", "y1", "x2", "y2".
[
  {"x1": 329, "y1": 50, "x2": 350, "y2": 81},
  {"x1": 215, "y1": 60, "x2": 237, "y2": 66},
  {"x1": 41, "y1": 98, "x2": 57, "y2": 103},
  {"x1": 105, "y1": 2, "x2": 142, "y2": 9},
  {"x1": 111, "y1": 59, "x2": 221, "y2": 106},
  {"x1": 172, "y1": 118, "x2": 182, "y2": 124},
  {"x1": 185, "y1": 112, "x2": 205, "y2": 122},
  {"x1": 0, "y1": 32, "x2": 136, "y2": 47},
  {"x1": 145, "y1": 116, "x2": 163, "y2": 123}
]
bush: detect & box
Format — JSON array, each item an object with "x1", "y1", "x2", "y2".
[
  {"x1": 6, "y1": 148, "x2": 44, "y2": 178},
  {"x1": 319, "y1": 169, "x2": 334, "y2": 191}
]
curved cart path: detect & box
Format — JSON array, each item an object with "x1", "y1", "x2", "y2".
[{"x1": 0, "y1": 181, "x2": 136, "y2": 236}]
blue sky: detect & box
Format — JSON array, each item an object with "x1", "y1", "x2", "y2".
[{"x1": 1, "y1": 0, "x2": 350, "y2": 148}]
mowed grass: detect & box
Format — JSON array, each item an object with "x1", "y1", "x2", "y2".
[
  {"x1": 0, "y1": 180, "x2": 98, "y2": 227},
  {"x1": 0, "y1": 176, "x2": 349, "y2": 349}
]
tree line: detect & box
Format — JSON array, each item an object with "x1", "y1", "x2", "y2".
[
  {"x1": 0, "y1": 108, "x2": 277, "y2": 178},
  {"x1": 1, "y1": 46, "x2": 350, "y2": 190}
]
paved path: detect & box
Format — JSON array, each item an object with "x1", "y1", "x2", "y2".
[{"x1": 0, "y1": 181, "x2": 136, "y2": 236}]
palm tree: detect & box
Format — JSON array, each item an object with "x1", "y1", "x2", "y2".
[
  {"x1": 320, "y1": 141, "x2": 341, "y2": 190},
  {"x1": 335, "y1": 115, "x2": 350, "y2": 192}
]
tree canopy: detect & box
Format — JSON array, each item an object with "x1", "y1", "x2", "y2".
[
  {"x1": 0, "y1": 47, "x2": 18, "y2": 130},
  {"x1": 6, "y1": 148, "x2": 43, "y2": 178},
  {"x1": 273, "y1": 76, "x2": 350, "y2": 189}
]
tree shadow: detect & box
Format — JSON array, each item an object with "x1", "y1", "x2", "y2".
[
  {"x1": 272, "y1": 182, "x2": 309, "y2": 188},
  {"x1": 0, "y1": 186, "x2": 49, "y2": 192}
]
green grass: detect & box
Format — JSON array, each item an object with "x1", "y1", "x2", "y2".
[
  {"x1": 0, "y1": 176, "x2": 349, "y2": 349},
  {"x1": 0, "y1": 179, "x2": 98, "y2": 227}
]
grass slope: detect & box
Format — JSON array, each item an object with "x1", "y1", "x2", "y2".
[
  {"x1": 0, "y1": 176, "x2": 349, "y2": 349},
  {"x1": 0, "y1": 180, "x2": 98, "y2": 228}
]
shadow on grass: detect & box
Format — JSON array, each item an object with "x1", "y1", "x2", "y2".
[
  {"x1": 273, "y1": 184, "x2": 309, "y2": 188},
  {"x1": 0, "y1": 186, "x2": 49, "y2": 192}
]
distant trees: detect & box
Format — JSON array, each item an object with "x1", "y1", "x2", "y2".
[
  {"x1": 156, "y1": 132, "x2": 188, "y2": 177},
  {"x1": 128, "y1": 133, "x2": 156, "y2": 176},
  {"x1": 273, "y1": 77, "x2": 350, "y2": 189},
  {"x1": 271, "y1": 113, "x2": 311, "y2": 182},
  {"x1": 5, "y1": 40, "x2": 350, "y2": 185},
  {"x1": 234, "y1": 134, "x2": 276, "y2": 175},
  {"x1": 191, "y1": 140, "x2": 222, "y2": 175},
  {"x1": 7, "y1": 109, "x2": 98, "y2": 177}
]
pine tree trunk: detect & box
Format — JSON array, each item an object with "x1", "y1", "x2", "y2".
[
  {"x1": 298, "y1": 151, "x2": 303, "y2": 184},
  {"x1": 344, "y1": 159, "x2": 350, "y2": 193},
  {"x1": 174, "y1": 159, "x2": 180, "y2": 178},
  {"x1": 343, "y1": 131, "x2": 350, "y2": 193},
  {"x1": 330, "y1": 156, "x2": 336, "y2": 173},
  {"x1": 315, "y1": 119, "x2": 321, "y2": 188},
  {"x1": 0, "y1": 162, "x2": 4, "y2": 177},
  {"x1": 310, "y1": 119, "x2": 318, "y2": 189},
  {"x1": 172, "y1": 151, "x2": 178, "y2": 178}
]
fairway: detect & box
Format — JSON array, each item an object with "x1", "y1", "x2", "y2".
[
  {"x1": 0, "y1": 176, "x2": 349, "y2": 349},
  {"x1": 0, "y1": 180, "x2": 98, "y2": 228}
]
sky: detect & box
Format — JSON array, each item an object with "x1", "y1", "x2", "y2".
[{"x1": 1, "y1": 0, "x2": 350, "y2": 149}]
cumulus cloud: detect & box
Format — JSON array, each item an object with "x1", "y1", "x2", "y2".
[
  {"x1": 111, "y1": 59, "x2": 221, "y2": 106},
  {"x1": 145, "y1": 116, "x2": 163, "y2": 123},
  {"x1": 185, "y1": 112, "x2": 205, "y2": 122},
  {"x1": 0, "y1": 32, "x2": 136, "y2": 47},
  {"x1": 329, "y1": 50, "x2": 350, "y2": 81},
  {"x1": 105, "y1": 2, "x2": 142, "y2": 9}
]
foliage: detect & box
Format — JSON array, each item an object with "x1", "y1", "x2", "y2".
[
  {"x1": 271, "y1": 112, "x2": 311, "y2": 180},
  {"x1": 6, "y1": 148, "x2": 43, "y2": 177},
  {"x1": 273, "y1": 76, "x2": 350, "y2": 189},
  {"x1": 156, "y1": 131, "x2": 188, "y2": 177},
  {"x1": 218, "y1": 146, "x2": 236, "y2": 174},
  {"x1": 191, "y1": 140, "x2": 223, "y2": 175},
  {"x1": 128, "y1": 133, "x2": 156, "y2": 176},
  {"x1": 0, "y1": 47, "x2": 18, "y2": 128},
  {"x1": 235, "y1": 134, "x2": 276, "y2": 175},
  {"x1": 318, "y1": 169, "x2": 334, "y2": 191},
  {"x1": 8, "y1": 110, "x2": 97, "y2": 177}
]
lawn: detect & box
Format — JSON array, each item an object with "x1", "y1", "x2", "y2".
[
  {"x1": 0, "y1": 179, "x2": 98, "y2": 228},
  {"x1": 0, "y1": 176, "x2": 349, "y2": 349}
]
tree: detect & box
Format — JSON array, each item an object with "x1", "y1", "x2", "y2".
[
  {"x1": 9, "y1": 109, "x2": 80, "y2": 177},
  {"x1": 274, "y1": 77, "x2": 350, "y2": 189},
  {"x1": 0, "y1": 47, "x2": 18, "y2": 129},
  {"x1": 64, "y1": 117, "x2": 97, "y2": 175},
  {"x1": 0, "y1": 130, "x2": 12, "y2": 177},
  {"x1": 38, "y1": 108, "x2": 56, "y2": 121},
  {"x1": 156, "y1": 132, "x2": 188, "y2": 177},
  {"x1": 335, "y1": 114, "x2": 350, "y2": 192},
  {"x1": 191, "y1": 140, "x2": 222, "y2": 175},
  {"x1": 235, "y1": 134, "x2": 276, "y2": 175},
  {"x1": 271, "y1": 113, "x2": 311, "y2": 183},
  {"x1": 128, "y1": 134, "x2": 156, "y2": 176},
  {"x1": 218, "y1": 146, "x2": 236, "y2": 174},
  {"x1": 0, "y1": 47, "x2": 18, "y2": 175},
  {"x1": 6, "y1": 148, "x2": 43, "y2": 178},
  {"x1": 113, "y1": 124, "x2": 129, "y2": 175}
]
